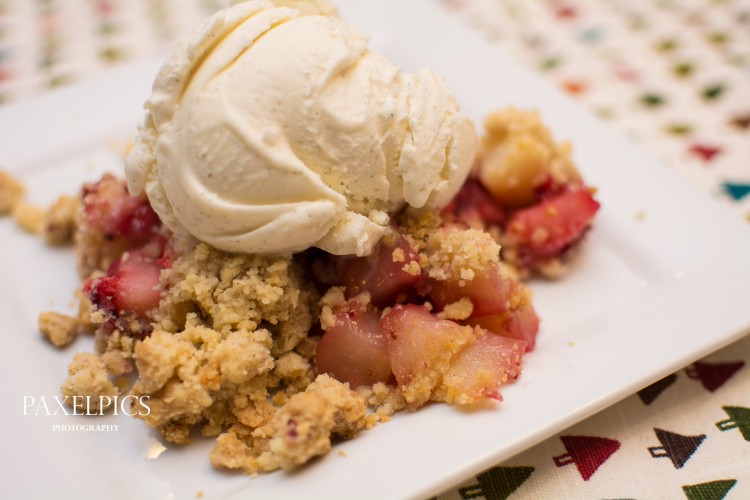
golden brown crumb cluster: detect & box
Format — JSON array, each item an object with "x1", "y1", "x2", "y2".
[
  {"x1": 208, "y1": 374, "x2": 366, "y2": 474},
  {"x1": 0, "y1": 168, "x2": 79, "y2": 243},
  {"x1": 95, "y1": 329, "x2": 135, "y2": 377},
  {"x1": 123, "y1": 242, "x2": 368, "y2": 472},
  {"x1": 14, "y1": 201, "x2": 45, "y2": 234},
  {"x1": 438, "y1": 298, "x2": 474, "y2": 321},
  {"x1": 62, "y1": 234, "x2": 371, "y2": 473},
  {"x1": 39, "y1": 311, "x2": 80, "y2": 347},
  {"x1": 424, "y1": 227, "x2": 501, "y2": 283},
  {"x1": 248, "y1": 374, "x2": 364, "y2": 471},
  {"x1": 318, "y1": 286, "x2": 347, "y2": 331},
  {"x1": 43, "y1": 195, "x2": 79, "y2": 245},
  {"x1": 62, "y1": 352, "x2": 119, "y2": 412},
  {"x1": 356, "y1": 382, "x2": 407, "y2": 426},
  {"x1": 0, "y1": 169, "x2": 24, "y2": 215}
]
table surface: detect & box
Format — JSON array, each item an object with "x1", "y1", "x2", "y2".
[{"x1": 1, "y1": 0, "x2": 748, "y2": 498}]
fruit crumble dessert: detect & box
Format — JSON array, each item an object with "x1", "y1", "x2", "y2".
[
  {"x1": 29, "y1": 0, "x2": 600, "y2": 476},
  {"x1": 444, "y1": 108, "x2": 600, "y2": 278}
]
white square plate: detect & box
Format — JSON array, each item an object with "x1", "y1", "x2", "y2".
[{"x1": 2, "y1": 1, "x2": 750, "y2": 498}]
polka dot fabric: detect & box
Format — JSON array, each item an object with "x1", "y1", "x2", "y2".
[{"x1": 450, "y1": 0, "x2": 750, "y2": 222}]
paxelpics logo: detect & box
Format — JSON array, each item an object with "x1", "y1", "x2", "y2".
[{"x1": 23, "y1": 395, "x2": 151, "y2": 418}]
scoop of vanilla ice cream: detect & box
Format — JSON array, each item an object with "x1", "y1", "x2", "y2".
[{"x1": 126, "y1": 0, "x2": 477, "y2": 256}]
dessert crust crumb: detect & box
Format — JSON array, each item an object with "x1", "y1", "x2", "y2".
[
  {"x1": 357, "y1": 382, "x2": 407, "y2": 427},
  {"x1": 61, "y1": 352, "x2": 118, "y2": 412},
  {"x1": 437, "y1": 298, "x2": 474, "y2": 321},
  {"x1": 536, "y1": 258, "x2": 567, "y2": 279},
  {"x1": 115, "y1": 242, "x2": 323, "y2": 462},
  {"x1": 209, "y1": 375, "x2": 366, "y2": 474},
  {"x1": 267, "y1": 374, "x2": 366, "y2": 470},
  {"x1": 318, "y1": 286, "x2": 346, "y2": 330},
  {"x1": 44, "y1": 195, "x2": 79, "y2": 245},
  {"x1": 14, "y1": 201, "x2": 45, "y2": 234},
  {"x1": 0, "y1": 169, "x2": 24, "y2": 215},
  {"x1": 423, "y1": 227, "x2": 501, "y2": 282},
  {"x1": 39, "y1": 311, "x2": 79, "y2": 348}
]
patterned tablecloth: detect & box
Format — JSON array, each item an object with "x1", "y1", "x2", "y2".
[{"x1": 1, "y1": 0, "x2": 748, "y2": 498}]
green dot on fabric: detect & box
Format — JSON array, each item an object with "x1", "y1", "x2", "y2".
[
  {"x1": 665, "y1": 123, "x2": 693, "y2": 135},
  {"x1": 707, "y1": 32, "x2": 730, "y2": 45},
  {"x1": 540, "y1": 56, "x2": 562, "y2": 71},
  {"x1": 640, "y1": 93, "x2": 666, "y2": 108},
  {"x1": 99, "y1": 47, "x2": 125, "y2": 63},
  {"x1": 655, "y1": 38, "x2": 679, "y2": 52},
  {"x1": 702, "y1": 83, "x2": 727, "y2": 101},
  {"x1": 672, "y1": 62, "x2": 694, "y2": 78}
]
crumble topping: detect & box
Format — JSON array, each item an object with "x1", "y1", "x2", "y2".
[
  {"x1": 391, "y1": 247, "x2": 405, "y2": 262},
  {"x1": 267, "y1": 374, "x2": 366, "y2": 470},
  {"x1": 357, "y1": 382, "x2": 407, "y2": 427},
  {"x1": 423, "y1": 227, "x2": 502, "y2": 283},
  {"x1": 437, "y1": 298, "x2": 474, "y2": 321},
  {"x1": 114, "y1": 242, "x2": 328, "y2": 469},
  {"x1": 534, "y1": 257, "x2": 567, "y2": 279},
  {"x1": 209, "y1": 374, "x2": 366, "y2": 474},
  {"x1": 39, "y1": 311, "x2": 79, "y2": 348},
  {"x1": 43, "y1": 195, "x2": 79, "y2": 245},
  {"x1": 14, "y1": 201, "x2": 45, "y2": 234},
  {"x1": 76, "y1": 291, "x2": 96, "y2": 333},
  {"x1": 154, "y1": 242, "x2": 315, "y2": 338},
  {"x1": 318, "y1": 286, "x2": 346, "y2": 330},
  {"x1": 96, "y1": 329, "x2": 135, "y2": 376},
  {"x1": 61, "y1": 352, "x2": 119, "y2": 412},
  {"x1": 0, "y1": 169, "x2": 24, "y2": 215}
]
